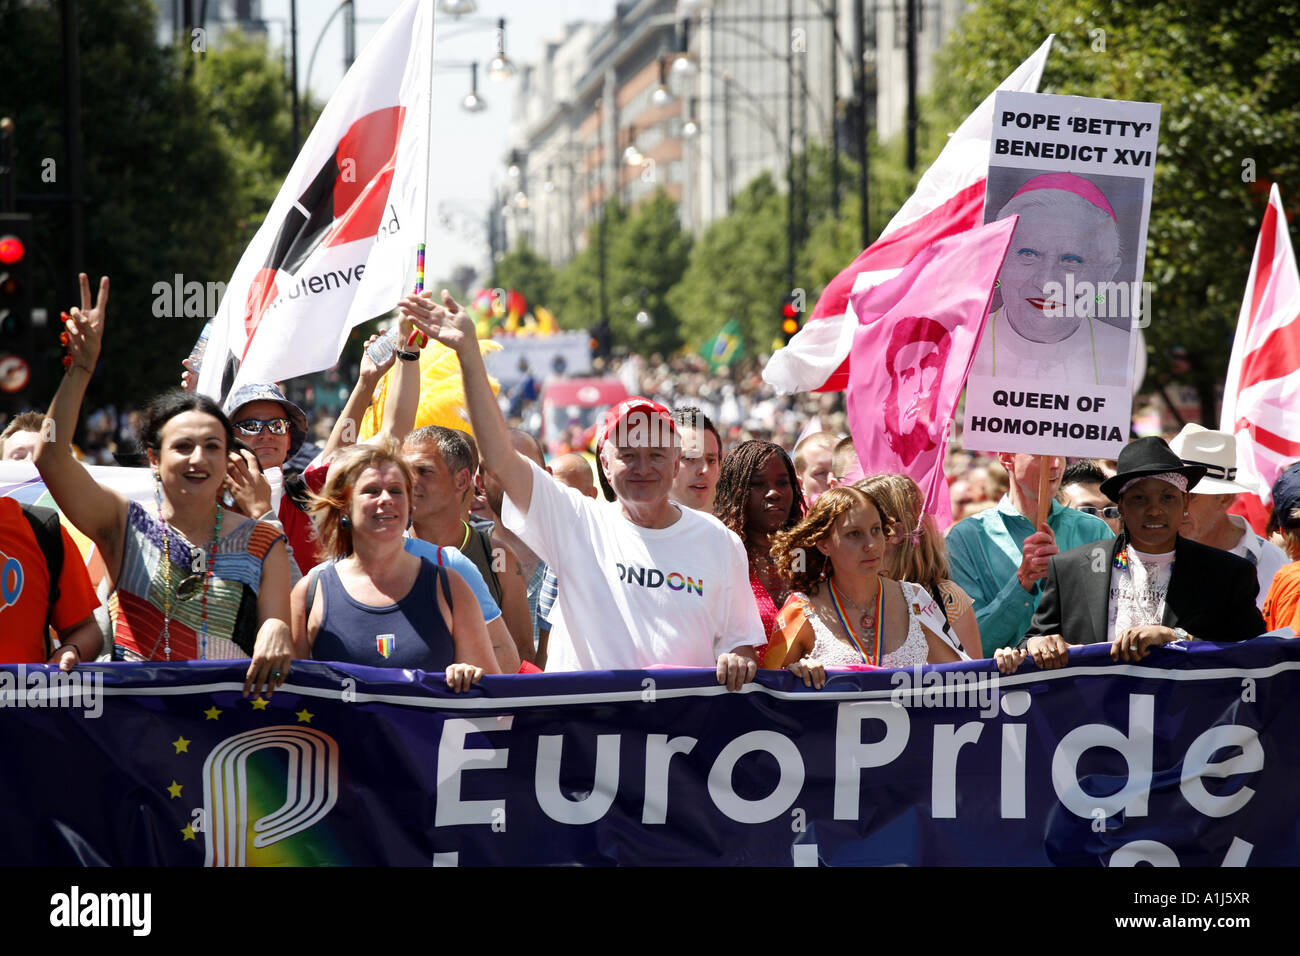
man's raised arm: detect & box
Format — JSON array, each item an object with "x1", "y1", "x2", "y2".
[{"x1": 399, "y1": 290, "x2": 535, "y2": 513}]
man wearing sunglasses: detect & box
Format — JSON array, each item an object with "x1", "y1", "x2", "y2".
[{"x1": 1061, "y1": 460, "x2": 1122, "y2": 535}]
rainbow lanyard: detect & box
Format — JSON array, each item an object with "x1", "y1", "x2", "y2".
[{"x1": 827, "y1": 578, "x2": 884, "y2": 666}]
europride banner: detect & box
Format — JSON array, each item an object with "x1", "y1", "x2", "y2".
[{"x1": 4, "y1": 640, "x2": 1298, "y2": 866}]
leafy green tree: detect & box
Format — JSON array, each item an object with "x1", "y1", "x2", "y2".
[
  {"x1": 926, "y1": 0, "x2": 1300, "y2": 419},
  {"x1": 0, "y1": 1, "x2": 304, "y2": 408},
  {"x1": 493, "y1": 240, "x2": 556, "y2": 313},
  {"x1": 550, "y1": 199, "x2": 627, "y2": 334},
  {"x1": 669, "y1": 174, "x2": 789, "y2": 354},
  {"x1": 605, "y1": 190, "x2": 692, "y2": 354},
  {"x1": 192, "y1": 29, "x2": 302, "y2": 243}
]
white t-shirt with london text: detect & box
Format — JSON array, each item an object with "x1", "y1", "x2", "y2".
[{"x1": 502, "y1": 459, "x2": 763, "y2": 671}]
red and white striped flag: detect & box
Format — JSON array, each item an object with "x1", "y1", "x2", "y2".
[
  {"x1": 198, "y1": 0, "x2": 432, "y2": 399},
  {"x1": 763, "y1": 36, "x2": 1053, "y2": 395},
  {"x1": 1221, "y1": 184, "x2": 1300, "y2": 530}
]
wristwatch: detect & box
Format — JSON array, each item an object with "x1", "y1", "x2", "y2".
[
  {"x1": 1170, "y1": 627, "x2": 1191, "y2": 642},
  {"x1": 396, "y1": 349, "x2": 420, "y2": 362}
]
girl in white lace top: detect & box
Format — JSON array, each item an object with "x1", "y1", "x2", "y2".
[{"x1": 763, "y1": 485, "x2": 965, "y2": 687}]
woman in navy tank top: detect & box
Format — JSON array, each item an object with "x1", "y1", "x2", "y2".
[{"x1": 289, "y1": 441, "x2": 499, "y2": 691}]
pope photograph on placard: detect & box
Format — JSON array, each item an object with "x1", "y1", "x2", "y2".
[{"x1": 969, "y1": 170, "x2": 1144, "y2": 388}]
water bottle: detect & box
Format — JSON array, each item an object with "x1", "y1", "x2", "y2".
[
  {"x1": 366, "y1": 328, "x2": 401, "y2": 366},
  {"x1": 183, "y1": 321, "x2": 212, "y2": 373}
]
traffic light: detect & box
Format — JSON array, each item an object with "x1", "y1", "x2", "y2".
[
  {"x1": 589, "y1": 319, "x2": 613, "y2": 360},
  {"x1": 0, "y1": 214, "x2": 35, "y2": 399},
  {"x1": 780, "y1": 293, "x2": 801, "y2": 344}
]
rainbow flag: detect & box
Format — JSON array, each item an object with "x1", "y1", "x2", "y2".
[{"x1": 0, "y1": 462, "x2": 155, "y2": 591}]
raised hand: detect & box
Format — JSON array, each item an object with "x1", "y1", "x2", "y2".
[
  {"x1": 226, "y1": 447, "x2": 272, "y2": 518},
  {"x1": 399, "y1": 288, "x2": 475, "y2": 354},
  {"x1": 359, "y1": 332, "x2": 397, "y2": 383},
  {"x1": 63, "y1": 274, "x2": 109, "y2": 373}
]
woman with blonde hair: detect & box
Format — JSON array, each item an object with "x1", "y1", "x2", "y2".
[
  {"x1": 762, "y1": 485, "x2": 965, "y2": 688},
  {"x1": 290, "y1": 439, "x2": 499, "y2": 691},
  {"x1": 856, "y1": 474, "x2": 982, "y2": 659}
]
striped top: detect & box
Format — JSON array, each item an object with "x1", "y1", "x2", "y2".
[{"x1": 111, "y1": 501, "x2": 286, "y2": 661}]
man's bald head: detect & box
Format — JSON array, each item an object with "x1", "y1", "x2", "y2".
[
  {"x1": 509, "y1": 428, "x2": 546, "y2": 469},
  {"x1": 552, "y1": 453, "x2": 597, "y2": 499}
]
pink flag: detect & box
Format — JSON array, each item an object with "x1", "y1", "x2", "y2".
[
  {"x1": 845, "y1": 217, "x2": 1018, "y2": 527},
  {"x1": 1221, "y1": 184, "x2": 1300, "y2": 532},
  {"x1": 763, "y1": 36, "x2": 1052, "y2": 396}
]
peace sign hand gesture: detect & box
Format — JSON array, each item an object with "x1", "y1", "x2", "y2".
[{"x1": 63, "y1": 274, "x2": 110, "y2": 374}]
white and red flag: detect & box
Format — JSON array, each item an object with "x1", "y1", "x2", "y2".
[
  {"x1": 763, "y1": 36, "x2": 1053, "y2": 395},
  {"x1": 198, "y1": 0, "x2": 432, "y2": 398},
  {"x1": 844, "y1": 217, "x2": 1018, "y2": 528},
  {"x1": 1221, "y1": 184, "x2": 1300, "y2": 531}
]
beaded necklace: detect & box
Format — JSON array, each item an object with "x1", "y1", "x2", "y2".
[{"x1": 151, "y1": 488, "x2": 223, "y2": 661}]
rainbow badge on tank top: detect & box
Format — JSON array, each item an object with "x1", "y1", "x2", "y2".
[{"x1": 376, "y1": 634, "x2": 395, "y2": 659}]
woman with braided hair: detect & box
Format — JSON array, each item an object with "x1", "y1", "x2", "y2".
[
  {"x1": 713, "y1": 440, "x2": 805, "y2": 657},
  {"x1": 763, "y1": 486, "x2": 966, "y2": 688},
  {"x1": 856, "y1": 474, "x2": 982, "y2": 659}
]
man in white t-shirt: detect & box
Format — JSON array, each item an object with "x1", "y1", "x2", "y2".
[
  {"x1": 1170, "y1": 424, "x2": 1287, "y2": 610},
  {"x1": 399, "y1": 290, "x2": 762, "y2": 689}
]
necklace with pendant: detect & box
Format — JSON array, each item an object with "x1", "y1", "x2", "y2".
[{"x1": 827, "y1": 577, "x2": 884, "y2": 665}]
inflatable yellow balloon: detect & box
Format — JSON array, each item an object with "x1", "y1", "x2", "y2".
[{"x1": 359, "y1": 338, "x2": 501, "y2": 441}]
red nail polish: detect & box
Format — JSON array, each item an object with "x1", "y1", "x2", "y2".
[
  {"x1": 62, "y1": 356, "x2": 73, "y2": 368},
  {"x1": 59, "y1": 332, "x2": 69, "y2": 345}
]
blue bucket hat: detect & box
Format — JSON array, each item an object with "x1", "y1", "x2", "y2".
[
  {"x1": 223, "y1": 383, "x2": 309, "y2": 458},
  {"x1": 1270, "y1": 463, "x2": 1300, "y2": 531}
]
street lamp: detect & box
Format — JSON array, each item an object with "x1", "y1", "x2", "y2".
[
  {"x1": 487, "y1": 19, "x2": 516, "y2": 81},
  {"x1": 438, "y1": 0, "x2": 477, "y2": 16},
  {"x1": 461, "y1": 62, "x2": 488, "y2": 112},
  {"x1": 651, "y1": 56, "x2": 674, "y2": 107}
]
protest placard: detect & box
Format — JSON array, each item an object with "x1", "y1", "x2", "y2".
[{"x1": 964, "y1": 92, "x2": 1161, "y2": 458}]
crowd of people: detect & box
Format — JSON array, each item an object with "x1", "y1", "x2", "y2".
[{"x1": 2, "y1": 273, "x2": 1297, "y2": 696}]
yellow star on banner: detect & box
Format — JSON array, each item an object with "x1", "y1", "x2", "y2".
[
  {"x1": 167, "y1": 781, "x2": 183, "y2": 799},
  {"x1": 295, "y1": 708, "x2": 314, "y2": 723},
  {"x1": 250, "y1": 697, "x2": 269, "y2": 711},
  {"x1": 181, "y1": 824, "x2": 196, "y2": 841},
  {"x1": 204, "y1": 706, "x2": 222, "y2": 720},
  {"x1": 172, "y1": 735, "x2": 191, "y2": 754}
]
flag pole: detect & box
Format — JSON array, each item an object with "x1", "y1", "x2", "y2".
[
  {"x1": 412, "y1": 0, "x2": 435, "y2": 347},
  {"x1": 1035, "y1": 454, "x2": 1052, "y2": 528}
]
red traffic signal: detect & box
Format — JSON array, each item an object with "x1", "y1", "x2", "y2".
[
  {"x1": 780, "y1": 294, "x2": 802, "y2": 342},
  {"x1": 0, "y1": 235, "x2": 24, "y2": 266}
]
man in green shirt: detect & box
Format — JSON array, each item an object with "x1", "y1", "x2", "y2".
[{"x1": 947, "y1": 453, "x2": 1114, "y2": 657}]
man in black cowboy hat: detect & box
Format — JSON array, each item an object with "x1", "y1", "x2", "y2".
[{"x1": 996, "y1": 437, "x2": 1266, "y2": 673}]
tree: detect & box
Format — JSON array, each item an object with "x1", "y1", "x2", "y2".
[
  {"x1": 192, "y1": 29, "x2": 303, "y2": 243},
  {"x1": 605, "y1": 190, "x2": 692, "y2": 355},
  {"x1": 0, "y1": 1, "x2": 305, "y2": 408},
  {"x1": 493, "y1": 240, "x2": 556, "y2": 313},
  {"x1": 926, "y1": 0, "x2": 1300, "y2": 420},
  {"x1": 549, "y1": 200, "x2": 627, "y2": 336},
  {"x1": 669, "y1": 174, "x2": 789, "y2": 355}
]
